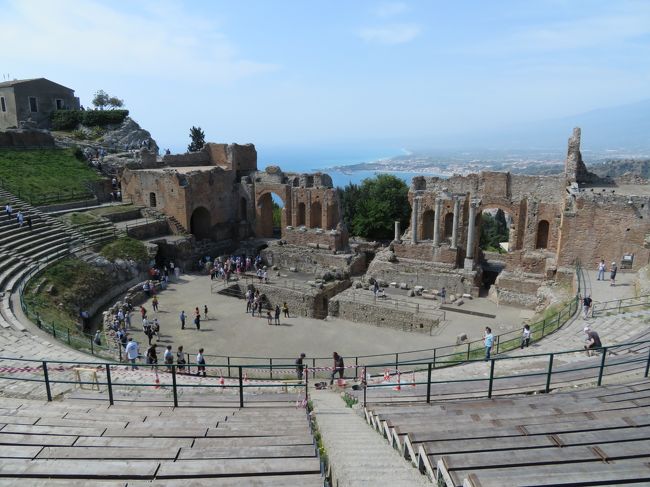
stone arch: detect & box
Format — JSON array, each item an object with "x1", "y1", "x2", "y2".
[
  {"x1": 297, "y1": 202, "x2": 306, "y2": 226},
  {"x1": 190, "y1": 206, "x2": 211, "y2": 240},
  {"x1": 149, "y1": 192, "x2": 157, "y2": 207},
  {"x1": 536, "y1": 220, "x2": 550, "y2": 249},
  {"x1": 443, "y1": 212, "x2": 454, "y2": 240},
  {"x1": 421, "y1": 209, "x2": 435, "y2": 240},
  {"x1": 256, "y1": 191, "x2": 286, "y2": 238},
  {"x1": 310, "y1": 201, "x2": 322, "y2": 228}
]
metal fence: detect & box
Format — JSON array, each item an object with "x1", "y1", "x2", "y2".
[{"x1": 592, "y1": 294, "x2": 650, "y2": 317}]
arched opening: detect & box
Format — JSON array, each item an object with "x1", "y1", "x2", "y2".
[
  {"x1": 149, "y1": 192, "x2": 157, "y2": 207},
  {"x1": 239, "y1": 197, "x2": 247, "y2": 221},
  {"x1": 536, "y1": 220, "x2": 550, "y2": 249},
  {"x1": 443, "y1": 212, "x2": 454, "y2": 240},
  {"x1": 256, "y1": 192, "x2": 285, "y2": 238},
  {"x1": 310, "y1": 201, "x2": 322, "y2": 228},
  {"x1": 421, "y1": 209, "x2": 435, "y2": 240},
  {"x1": 479, "y1": 207, "x2": 512, "y2": 296},
  {"x1": 297, "y1": 202, "x2": 306, "y2": 226},
  {"x1": 190, "y1": 206, "x2": 211, "y2": 240}
]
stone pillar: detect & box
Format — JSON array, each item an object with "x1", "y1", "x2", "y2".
[
  {"x1": 451, "y1": 197, "x2": 461, "y2": 249},
  {"x1": 394, "y1": 221, "x2": 401, "y2": 242},
  {"x1": 411, "y1": 197, "x2": 419, "y2": 244},
  {"x1": 464, "y1": 200, "x2": 478, "y2": 270},
  {"x1": 433, "y1": 198, "x2": 442, "y2": 246}
]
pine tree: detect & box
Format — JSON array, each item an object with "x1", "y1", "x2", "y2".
[{"x1": 188, "y1": 126, "x2": 206, "y2": 152}]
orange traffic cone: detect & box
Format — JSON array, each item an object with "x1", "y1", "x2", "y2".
[
  {"x1": 393, "y1": 371, "x2": 401, "y2": 391},
  {"x1": 219, "y1": 376, "x2": 225, "y2": 386},
  {"x1": 383, "y1": 369, "x2": 390, "y2": 381}
]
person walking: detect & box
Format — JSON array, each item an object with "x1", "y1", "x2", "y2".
[
  {"x1": 194, "y1": 307, "x2": 201, "y2": 330},
  {"x1": 282, "y1": 302, "x2": 289, "y2": 318},
  {"x1": 266, "y1": 309, "x2": 273, "y2": 325},
  {"x1": 196, "y1": 348, "x2": 206, "y2": 377},
  {"x1": 274, "y1": 305, "x2": 281, "y2": 325},
  {"x1": 484, "y1": 327, "x2": 494, "y2": 361},
  {"x1": 125, "y1": 337, "x2": 139, "y2": 370},
  {"x1": 146, "y1": 344, "x2": 158, "y2": 370},
  {"x1": 583, "y1": 326, "x2": 602, "y2": 357},
  {"x1": 179, "y1": 310, "x2": 186, "y2": 330},
  {"x1": 330, "y1": 352, "x2": 345, "y2": 385},
  {"x1": 176, "y1": 345, "x2": 186, "y2": 373},
  {"x1": 164, "y1": 345, "x2": 174, "y2": 372},
  {"x1": 597, "y1": 259, "x2": 606, "y2": 281},
  {"x1": 296, "y1": 353, "x2": 306, "y2": 380},
  {"x1": 582, "y1": 294, "x2": 593, "y2": 319},
  {"x1": 440, "y1": 287, "x2": 447, "y2": 304},
  {"x1": 152, "y1": 296, "x2": 159, "y2": 312},
  {"x1": 610, "y1": 262, "x2": 618, "y2": 286},
  {"x1": 520, "y1": 324, "x2": 531, "y2": 349},
  {"x1": 93, "y1": 329, "x2": 102, "y2": 346},
  {"x1": 204, "y1": 305, "x2": 209, "y2": 320}
]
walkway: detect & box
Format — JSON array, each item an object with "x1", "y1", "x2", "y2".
[{"x1": 311, "y1": 389, "x2": 430, "y2": 486}]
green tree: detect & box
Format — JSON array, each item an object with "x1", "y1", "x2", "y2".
[
  {"x1": 272, "y1": 201, "x2": 282, "y2": 228},
  {"x1": 479, "y1": 209, "x2": 509, "y2": 252},
  {"x1": 92, "y1": 90, "x2": 124, "y2": 110},
  {"x1": 339, "y1": 174, "x2": 410, "y2": 240},
  {"x1": 107, "y1": 96, "x2": 124, "y2": 109},
  {"x1": 188, "y1": 126, "x2": 206, "y2": 152}
]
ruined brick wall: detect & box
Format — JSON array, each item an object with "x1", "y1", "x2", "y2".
[
  {"x1": 558, "y1": 193, "x2": 650, "y2": 270},
  {"x1": 0, "y1": 130, "x2": 55, "y2": 148},
  {"x1": 261, "y1": 242, "x2": 364, "y2": 274},
  {"x1": 283, "y1": 227, "x2": 347, "y2": 251},
  {"x1": 393, "y1": 242, "x2": 434, "y2": 261}
]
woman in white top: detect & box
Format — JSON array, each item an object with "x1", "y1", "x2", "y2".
[{"x1": 521, "y1": 324, "x2": 531, "y2": 349}]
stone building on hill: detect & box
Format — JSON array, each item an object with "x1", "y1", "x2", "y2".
[
  {"x1": 368, "y1": 128, "x2": 650, "y2": 307},
  {"x1": 0, "y1": 78, "x2": 80, "y2": 130},
  {"x1": 120, "y1": 142, "x2": 348, "y2": 251}
]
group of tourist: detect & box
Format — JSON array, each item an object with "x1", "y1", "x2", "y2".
[
  {"x1": 204, "y1": 254, "x2": 265, "y2": 281},
  {"x1": 4, "y1": 204, "x2": 32, "y2": 229},
  {"x1": 244, "y1": 287, "x2": 289, "y2": 325},
  {"x1": 597, "y1": 258, "x2": 618, "y2": 286}
]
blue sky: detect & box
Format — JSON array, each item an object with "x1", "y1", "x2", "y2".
[{"x1": 1, "y1": 0, "x2": 649, "y2": 154}]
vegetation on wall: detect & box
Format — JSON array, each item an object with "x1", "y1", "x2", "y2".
[
  {"x1": 50, "y1": 109, "x2": 129, "y2": 130},
  {"x1": 100, "y1": 237, "x2": 148, "y2": 263},
  {"x1": 338, "y1": 174, "x2": 410, "y2": 240}
]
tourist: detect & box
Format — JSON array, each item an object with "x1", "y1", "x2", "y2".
[
  {"x1": 179, "y1": 310, "x2": 186, "y2": 330},
  {"x1": 440, "y1": 287, "x2": 447, "y2": 304},
  {"x1": 597, "y1": 259, "x2": 606, "y2": 281},
  {"x1": 204, "y1": 305, "x2": 208, "y2": 320},
  {"x1": 373, "y1": 280, "x2": 379, "y2": 296},
  {"x1": 4, "y1": 203, "x2": 11, "y2": 217},
  {"x1": 266, "y1": 309, "x2": 273, "y2": 325},
  {"x1": 146, "y1": 344, "x2": 158, "y2": 369},
  {"x1": 583, "y1": 326, "x2": 602, "y2": 356},
  {"x1": 484, "y1": 327, "x2": 494, "y2": 361},
  {"x1": 125, "y1": 337, "x2": 139, "y2": 370},
  {"x1": 26, "y1": 216, "x2": 32, "y2": 230},
  {"x1": 140, "y1": 306, "x2": 147, "y2": 320},
  {"x1": 521, "y1": 324, "x2": 531, "y2": 349},
  {"x1": 296, "y1": 352, "x2": 306, "y2": 380},
  {"x1": 263, "y1": 268, "x2": 269, "y2": 283},
  {"x1": 245, "y1": 289, "x2": 252, "y2": 313},
  {"x1": 274, "y1": 304, "x2": 281, "y2": 325},
  {"x1": 330, "y1": 352, "x2": 345, "y2": 385},
  {"x1": 177, "y1": 345, "x2": 186, "y2": 373},
  {"x1": 610, "y1": 262, "x2": 618, "y2": 286},
  {"x1": 93, "y1": 329, "x2": 102, "y2": 346},
  {"x1": 582, "y1": 294, "x2": 593, "y2": 319},
  {"x1": 152, "y1": 318, "x2": 160, "y2": 338},
  {"x1": 164, "y1": 345, "x2": 174, "y2": 372},
  {"x1": 196, "y1": 348, "x2": 206, "y2": 377},
  {"x1": 252, "y1": 295, "x2": 258, "y2": 317},
  {"x1": 282, "y1": 302, "x2": 289, "y2": 318},
  {"x1": 194, "y1": 307, "x2": 201, "y2": 330},
  {"x1": 143, "y1": 281, "x2": 151, "y2": 297},
  {"x1": 152, "y1": 296, "x2": 159, "y2": 312},
  {"x1": 16, "y1": 211, "x2": 24, "y2": 227}
]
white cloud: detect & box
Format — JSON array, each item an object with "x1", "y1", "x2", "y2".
[
  {"x1": 374, "y1": 2, "x2": 409, "y2": 18},
  {"x1": 358, "y1": 23, "x2": 420, "y2": 45},
  {"x1": 0, "y1": 0, "x2": 278, "y2": 84}
]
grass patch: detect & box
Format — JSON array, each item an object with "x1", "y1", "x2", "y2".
[
  {"x1": 24, "y1": 258, "x2": 112, "y2": 332},
  {"x1": 68, "y1": 212, "x2": 98, "y2": 225},
  {"x1": 0, "y1": 148, "x2": 102, "y2": 202},
  {"x1": 100, "y1": 237, "x2": 148, "y2": 262},
  {"x1": 87, "y1": 204, "x2": 137, "y2": 217}
]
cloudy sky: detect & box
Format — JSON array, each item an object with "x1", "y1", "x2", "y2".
[{"x1": 1, "y1": 0, "x2": 649, "y2": 153}]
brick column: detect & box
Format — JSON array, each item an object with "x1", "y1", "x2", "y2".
[
  {"x1": 433, "y1": 198, "x2": 442, "y2": 246},
  {"x1": 464, "y1": 200, "x2": 479, "y2": 270},
  {"x1": 411, "y1": 197, "x2": 419, "y2": 244}
]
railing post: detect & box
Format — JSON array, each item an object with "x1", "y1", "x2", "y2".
[
  {"x1": 238, "y1": 366, "x2": 244, "y2": 408},
  {"x1": 363, "y1": 375, "x2": 367, "y2": 408},
  {"x1": 545, "y1": 354, "x2": 554, "y2": 393},
  {"x1": 541, "y1": 318, "x2": 546, "y2": 338},
  {"x1": 42, "y1": 361, "x2": 52, "y2": 402},
  {"x1": 227, "y1": 356, "x2": 231, "y2": 377},
  {"x1": 171, "y1": 365, "x2": 178, "y2": 407},
  {"x1": 395, "y1": 353, "x2": 399, "y2": 371},
  {"x1": 645, "y1": 347, "x2": 650, "y2": 378},
  {"x1": 433, "y1": 348, "x2": 437, "y2": 368},
  {"x1": 467, "y1": 342, "x2": 470, "y2": 360},
  {"x1": 618, "y1": 300, "x2": 622, "y2": 313},
  {"x1": 355, "y1": 357, "x2": 359, "y2": 380},
  {"x1": 269, "y1": 358, "x2": 273, "y2": 380},
  {"x1": 105, "y1": 364, "x2": 114, "y2": 405},
  {"x1": 305, "y1": 366, "x2": 309, "y2": 404},
  {"x1": 487, "y1": 359, "x2": 495, "y2": 399},
  {"x1": 495, "y1": 335, "x2": 500, "y2": 354},
  {"x1": 426, "y1": 362, "x2": 432, "y2": 404},
  {"x1": 90, "y1": 336, "x2": 94, "y2": 355},
  {"x1": 597, "y1": 347, "x2": 608, "y2": 386}
]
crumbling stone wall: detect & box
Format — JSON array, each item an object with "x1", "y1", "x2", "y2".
[{"x1": 261, "y1": 242, "x2": 365, "y2": 275}]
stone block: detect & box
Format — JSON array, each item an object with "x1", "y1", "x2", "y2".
[
  {"x1": 456, "y1": 299, "x2": 464, "y2": 306},
  {"x1": 407, "y1": 289, "x2": 415, "y2": 297},
  {"x1": 390, "y1": 282, "x2": 398, "y2": 288},
  {"x1": 456, "y1": 333, "x2": 468, "y2": 344},
  {"x1": 399, "y1": 282, "x2": 409, "y2": 290},
  {"x1": 462, "y1": 293, "x2": 472, "y2": 299}
]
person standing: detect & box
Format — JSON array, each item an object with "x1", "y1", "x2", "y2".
[
  {"x1": 484, "y1": 327, "x2": 494, "y2": 361},
  {"x1": 196, "y1": 348, "x2": 206, "y2": 377},
  {"x1": 330, "y1": 352, "x2": 345, "y2": 385},
  {"x1": 440, "y1": 287, "x2": 447, "y2": 304},
  {"x1": 93, "y1": 329, "x2": 102, "y2": 346},
  {"x1": 204, "y1": 305, "x2": 208, "y2": 320},
  {"x1": 296, "y1": 353, "x2": 306, "y2": 380},
  {"x1": 582, "y1": 295, "x2": 593, "y2": 319},
  {"x1": 282, "y1": 302, "x2": 289, "y2": 318},
  {"x1": 179, "y1": 310, "x2": 186, "y2": 330},
  {"x1": 274, "y1": 305, "x2": 281, "y2": 325},
  {"x1": 125, "y1": 337, "x2": 139, "y2": 370},
  {"x1": 520, "y1": 324, "x2": 531, "y2": 349},
  {"x1": 177, "y1": 345, "x2": 186, "y2": 373},
  {"x1": 26, "y1": 216, "x2": 32, "y2": 230},
  {"x1": 146, "y1": 344, "x2": 158, "y2": 370},
  {"x1": 266, "y1": 309, "x2": 273, "y2": 325},
  {"x1": 597, "y1": 259, "x2": 606, "y2": 281},
  {"x1": 164, "y1": 345, "x2": 174, "y2": 372},
  {"x1": 610, "y1": 262, "x2": 618, "y2": 286},
  {"x1": 194, "y1": 307, "x2": 201, "y2": 330},
  {"x1": 152, "y1": 296, "x2": 159, "y2": 312}
]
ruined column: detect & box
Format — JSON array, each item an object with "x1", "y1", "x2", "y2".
[
  {"x1": 411, "y1": 197, "x2": 419, "y2": 244},
  {"x1": 464, "y1": 200, "x2": 478, "y2": 270},
  {"x1": 451, "y1": 197, "x2": 461, "y2": 249},
  {"x1": 433, "y1": 198, "x2": 442, "y2": 246},
  {"x1": 394, "y1": 221, "x2": 401, "y2": 242}
]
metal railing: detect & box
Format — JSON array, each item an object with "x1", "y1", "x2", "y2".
[
  {"x1": 591, "y1": 295, "x2": 650, "y2": 317},
  {"x1": 359, "y1": 337, "x2": 650, "y2": 406}
]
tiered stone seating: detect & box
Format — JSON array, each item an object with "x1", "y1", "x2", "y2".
[
  {"x1": 364, "y1": 378, "x2": 650, "y2": 486},
  {"x1": 0, "y1": 395, "x2": 322, "y2": 485}
]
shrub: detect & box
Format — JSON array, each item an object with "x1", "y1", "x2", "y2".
[
  {"x1": 50, "y1": 110, "x2": 82, "y2": 130},
  {"x1": 100, "y1": 237, "x2": 148, "y2": 262},
  {"x1": 82, "y1": 109, "x2": 129, "y2": 127}
]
